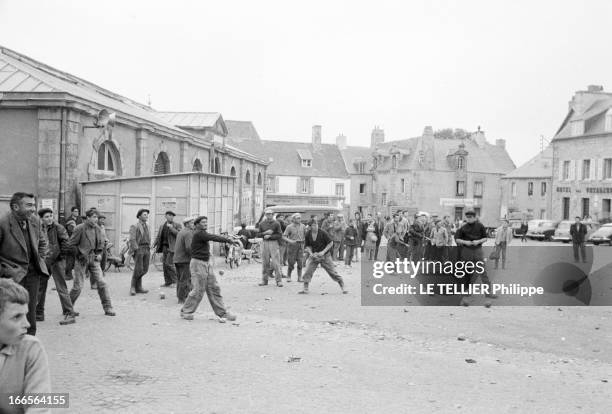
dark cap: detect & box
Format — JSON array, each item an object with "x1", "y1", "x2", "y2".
[
  {"x1": 465, "y1": 209, "x2": 476, "y2": 216},
  {"x1": 136, "y1": 208, "x2": 150, "y2": 218},
  {"x1": 38, "y1": 208, "x2": 53, "y2": 218},
  {"x1": 97, "y1": 214, "x2": 106, "y2": 219},
  {"x1": 194, "y1": 215, "x2": 208, "y2": 225},
  {"x1": 165, "y1": 211, "x2": 176, "y2": 216}
]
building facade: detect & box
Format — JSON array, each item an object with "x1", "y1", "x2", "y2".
[
  {"x1": 551, "y1": 85, "x2": 612, "y2": 222},
  {"x1": 0, "y1": 46, "x2": 266, "y2": 230},
  {"x1": 371, "y1": 126, "x2": 515, "y2": 226},
  {"x1": 500, "y1": 146, "x2": 553, "y2": 219}
]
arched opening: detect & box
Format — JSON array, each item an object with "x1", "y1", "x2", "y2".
[
  {"x1": 245, "y1": 169, "x2": 251, "y2": 184},
  {"x1": 257, "y1": 172, "x2": 262, "y2": 185},
  {"x1": 230, "y1": 166, "x2": 236, "y2": 176},
  {"x1": 193, "y1": 159, "x2": 203, "y2": 172},
  {"x1": 214, "y1": 157, "x2": 221, "y2": 174},
  {"x1": 96, "y1": 141, "x2": 118, "y2": 173},
  {"x1": 154, "y1": 152, "x2": 170, "y2": 175}
]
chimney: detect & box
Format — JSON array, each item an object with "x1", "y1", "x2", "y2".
[
  {"x1": 587, "y1": 85, "x2": 604, "y2": 92},
  {"x1": 312, "y1": 125, "x2": 322, "y2": 147},
  {"x1": 336, "y1": 133, "x2": 347, "y2": 150},
  {"x1": 370, "y1": 126, "x2": 385, "y2": 148},
  {"x1": 423, "y1": 126, "x2": 434, "y2": 137},
  {"x1": 495, "y1": 139, "x2": 506, "y2": 149}
]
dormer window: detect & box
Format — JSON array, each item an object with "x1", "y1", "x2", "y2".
[
  {"x1": 297, "y1": 149, "x2": 313, "y2": 168},
  {"x1": 356, "y1": 162, "x2": 366, "y2": 174},
  {"x1": 457, "y1": 156, "x2": 465, "y2": 170},
  {"x1": 571, "y1": 120, "x2": 584, "y2": 137}
]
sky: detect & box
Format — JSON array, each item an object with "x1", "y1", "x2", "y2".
[{"x1": 1, "y1": 0, "x2": 611, "y2": 167}]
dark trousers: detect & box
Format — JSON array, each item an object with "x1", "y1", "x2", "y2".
[
  {"x1": 36, "y1": 260, "x2": 74, "y2": 317},
  {"x1": 460, "y1": 247, "x2": 491, "y2": 287},
  {"x1": 573, "y1": 242, "x2": 587, "y2": 262},
  {"x1": 131, "y1": 247, "x2": 150, "y2": 291},
  {"x1": 64, "y1": 253, "x2": 75, "y2": 279},
  {"x1": 162, "y1": 246, "x2": 177, "y2": 285},
  {"x1": 20, "y1": 271, "x2": 40, "y2": 336},
  {"x1": 494, "y1": 242, "x2": 507, "y2": 269},
  {"x1": 375, "y1": 239, "x2": 382, "y2": 260},
  {"x1": 175, "y1": 262, "x2": 192, "y2": 303},
  {"x1": 344, "y1": 245, "x2": 356, "y2": 265},
  {"x1": 287, "y1": 242, "x2": 304, "y2": 279}
]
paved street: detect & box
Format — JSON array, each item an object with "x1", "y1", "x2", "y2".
[{"x1": 36, "y1": 244, "x2": 612, "y2": 413}]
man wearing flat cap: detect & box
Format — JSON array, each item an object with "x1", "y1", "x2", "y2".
[
  {"x1": 256, "y1": 208, "x2": 284, "y2": 287},
  {"x1": 153, "y1": 211, "x2": 182, "y2": 287},
  {"x1": 173, "y1": 216, "x2": 196, "y2": 303},
  {"x1": 128, "y1": 208, "x2": 152, "y2": 296},
  {"x1": 455, "y1": 209, "x2": 497, "y2": 299}
]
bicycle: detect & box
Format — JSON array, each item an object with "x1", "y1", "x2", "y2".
[{"x1": 247, "y1": 238, "x2": 263, "y2": 263}]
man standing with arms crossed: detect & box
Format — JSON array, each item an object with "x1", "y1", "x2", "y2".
[
  {"x1": 257, "y1": 208, "x2": 284, "y2": 287},
  {"x1": 68, "y1": 209, "x2": 116, "y2": 316},
  {"x1": 35, "y1": 208, "x2": 76, "y2": 325},
  {"x1": 283, "y1": 213, "x2": 305, "y2": 282},
  {"x1": 180, "y1": 216, "x2": 239, "y2": 322},
  {"x1": 129, "y1": 208, "x2": 151, "y2": 296},
  {"x1": 153, "y1": 211, "x2": 182, "y2": 288}
]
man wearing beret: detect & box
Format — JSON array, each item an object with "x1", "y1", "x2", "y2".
[
  {"x1": 128, "y1": 208, "x2": 152, "y2": 296},
  {"x1": 180, "y1": 216, "x2": 239, "y2": 322},
  {"x1": 153, "y1": 211, "x2": 182, "y2": 288}
]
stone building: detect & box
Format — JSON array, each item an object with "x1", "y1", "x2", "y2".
[
  {"x1": 0, "y1": 46, "x2": 266, "y2": 226},
  {"x1": 551, "y1": 85, "x2": 612, "y2": 221},
  {"x1": 500, "y1": 146, "x2": 553, "y2": 219},
  {"x1": 371, "y1": 126, "x2": 515, "y2": 225}
]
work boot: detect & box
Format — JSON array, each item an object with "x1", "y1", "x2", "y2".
[
  {"x1": 59, "y1": 314, "x2": 76, "y2": 325},
  {"x1": 218, "y1": 313, "x2": 237, "y2": 323},
  {"x1": 136, "y1": 278, "x2": 148, "y2": 294},
  {"x1": 276, "y1": 281, "x2": 284, "y2": 287},
  {"x1": 258, "y1": 280, "x2": 268, "y2": 286},
  {"x1": 339, "y1": 281, "x2": 348, "y2": 294},
  {"x1": 130, "y1": 277, "x2": 137, "y2": 296},
  {"x1": 180, "y1": 312, "x2": 194, "y2": 320},
  {"x1": 104, "y1": 308, "x2": 116, "y2": 316},
  {"x1": 70, "y1": 311, "x2": 80, "y2": 317},
  {"x1": 298, "y1": 283, "x2": 309, "y2": 294}
]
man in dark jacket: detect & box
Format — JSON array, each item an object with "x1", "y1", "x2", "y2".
[
  {"x1": 68, "y1": 209, "x2": 115, "y2": 316},
  {"x1": 0, "y1": 192, "x2": 49, "y2": 335},
  {"x1": 153, "y1": 211, "x2": 182, "y2": 287},
  {"x1": 63, "y1": 206, "x2": 83, "y2": 281},
  {"x1": 570, "y1": 216, "x2": 588, "y2": 263},
  {"x1": 35, "y1": 208, "x2": 75, "y2": 325},
  {"x1": 129, "y1": 208, "x2": 152, "y2": 296},
  {"x1": 173, "y1": 216, "x2": 195, "y2": 303},
  {"x1": 257, "y1": 208, "x2": 284, "y2": 287}
]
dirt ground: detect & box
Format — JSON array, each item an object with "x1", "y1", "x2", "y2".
[{"x1": 36, "y1": 249, "x2": 612, "y2": 414}]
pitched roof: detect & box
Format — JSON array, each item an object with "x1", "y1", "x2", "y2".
[
  {"x1": 0, "y1": 46, "x2": 191, "y2": 137},
  {"x1": 375, "y1": 134, "x2": 515, "y2": 174},
  {"x1": 339, "y1": 146, "x2": 374, "y2": 174},
  {"x1": 502, "y1": 146, "x2": 553, "y2": 179},
  {"x1": 230, "y1": 140, "x2": 349, "y2": 178},
  {"x1": 225, "y1": 120, "x2": 261, "y2": 141},
  {"x1": 554, "y1": 94, "x2": 612, "y2": 140}
]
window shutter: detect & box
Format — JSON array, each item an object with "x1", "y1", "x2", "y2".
[
  {"x1": 595, "y1": 158, "x2": 602, "y2": 180},
  {"x1": 589, "y1": 159, "x2": 595, "y2": 181},
  {"x1": 309, "y1": 178, "x2": 314, "y2": 194},
  {"x1": 570, "y1": 160, "x2": 576, "y2": 181},
  {"x1": 558, "y1": 161, "x2": 564, "y2": 181},
  {"x1": 296, "y1": 177, "x2": 301, "y2": 194},
  {"x1": 274, "y1": 176, "x2": 279, "y2": 193}
]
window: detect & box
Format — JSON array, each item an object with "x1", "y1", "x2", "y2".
[
  {"x1": 335, "y1": 183, "x2": 344, "y2": 196},
  {"x1": 245, "y1": 170, "x2": 251, "y2": 184},
  {"x1": 230, "y1": 166, "x2": 236, "y2": 177},
  {"x1": 604, "y1": 158, "x2": 612, "y2": 179},
  {"x1": 474, "y1": 207, "x2": 481, "y2": 217},
  {"x1": 301, "y1": 159, "x2": 312, "y2": 168},
  {"x1": 541, "y1": 182, "x2": 547, "y2": 196},
  {"x1": 571, "y1": 120, "x2": 584, "y2": 136},
  {"x1": 381, "y1": 192, "x2": 387, "y2": 206},
  {"x1": 511, "y1": 182, "x2": 516, "y2": 197},
  {"x1": 527, "y1": 182, "x2": 533, "y2": 196},
  {"x1": 154, "y1": 152, "x2": 170, "y2": 175},
  {"x1": 456, "y1": 181, "x2": 465, "y2": 196},
  {"x1": 540, "y1": 209, "x2": 546, "y2": 219},
  {"x1": 457, "y1": 156, "x2": 465, "y2": 170},
  {"x1": 192, "y1": 159, "x2": 203, "y2": 172},
  {"x1": 454, "y1": 207, "x2": 463, "y2": 221},
  {"x1": 400, "y1": 178, "x2": 405, "y2": 193},
  {"x1": 96, "y1": 142, "x2": 116, "y2": 172},
  {"x1": 582, "y1": 198, "x2": 590, "y2": 218},
  {"x1": 474, "y1": 181, "x2": 483, "y2": 198},
  {"x1": 562, "y1": 160, "x2": 570, "y2": 180},
  {"x1": 562, "y1": 197, "x2": 570, "y2": 220},
  {"x1": 266, "y1": 177, "x2": 274, "y2": 192},
  {"x1": 357, "y1": 162, "x2": 366, "y2": 174},
  {"x1": 359, "y1": 183, "x2": 366, "y2": 194},
  {"x1": 257, "y1": 172, "x2": 262, "y2": 186},
  {"x1": 392, "y1": 155, "x2": 397, "y2": 169},
  {"x1": 299, "y1": 177, "x2": 309, "y2": 193},
  {"x1": 582, "y1": 159, "x2": 591, "y2": 180},
  {"x1": 214, "y1": 157, "x2": 221, "y2": 174}
]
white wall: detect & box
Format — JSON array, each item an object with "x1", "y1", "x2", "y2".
[{"x1": 275, "y1": 176, "x2": 351, "y2": 204}]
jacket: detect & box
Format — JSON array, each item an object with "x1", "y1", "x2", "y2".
[
  {"x1": 570, "y1": 223, "x2": 588, "y2": 243},
  {"x1": 494, "y1": 226, "x2": 513, "y2": 245},
  {"x1": 45, "y1": 221, "x2": 70, "y2": 264},
  {"x1": 154, "y1": 221, "x2": 182, "y2": 253},
  {"x1": 129, "y1": 221, "x2": 152, "y2": 251},
  {"x1": 0, "y1": 212, "x2": 49, "y2": 282},
  {"x1": 69, "y1": 222, "x2": 105, "y2": 260},
  {"x1": 173, "y1": 227, "x2": 194, "y2": 264},
  {"x1": 343, "y1": 226, "x2": 359, "y2": 246}
]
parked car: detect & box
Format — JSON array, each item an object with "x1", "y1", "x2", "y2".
[
  {"x1": 587, "y1": 223, "x2": 612, "y2": 245},
  {"x1": 526, "y1": 220, "x2": 559, "y2": 241},
  {"x1": 552, "y1": 220, "x2": 600, "y2": 243}
]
